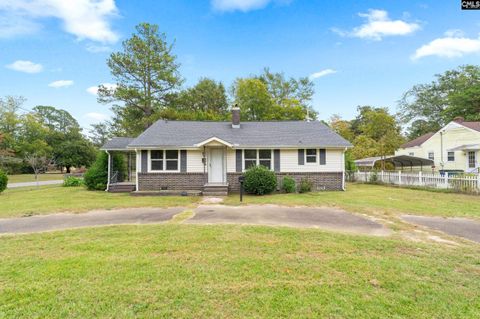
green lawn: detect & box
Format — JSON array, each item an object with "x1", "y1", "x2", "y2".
[
  {"x1": 0, "y1": 224, "x2": 479, "y2": 318},
  {"x1": 7, "y1": 173, "x2": 65, "y2": 183},
  {"x1": 0, "y1": 186, "x2": 200, "y2": 218},
  {"x1": 225, "y1": 183, "x2": 480, "y2": 219}
]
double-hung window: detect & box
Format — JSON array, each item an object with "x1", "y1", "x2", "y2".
[
  {"x1": 165, "y1": 150, "x2": 179, "y2": 170},
  {"x1": 244, "y1": 150, "x2": 257, "y2": 169},
  {"x1": 306, "y1": 149, "x2": 317, "y2": 163},
  {"x1": 150, "y1": 150, "x2": 179, "y2": 171},
  {"x1": 447, "y1": 152, "x2": 455, "y2": 162},
  {"x1": 258, "y1": 150, "x2": 272, "y2": 169},
  {"x1": 428, "y1": 152, "x2": 434, "y2": 161},
  {"x1": 244, "y1": 149, "x2": 272, "y2": 170},
  {"x1": 150, "y1": 150, "x2": 163, "y2": 171}
]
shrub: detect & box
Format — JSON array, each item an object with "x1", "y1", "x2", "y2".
[
  {"x1": 0, "y1": 170, "x2": 7, "y2": 194},
  {"x1": 243, "y1": 165, "x2": 277, "y2": 195},
  {"x1": 299, "y1": 178, "x2": 313, "y2": 193},
  {"x1": 63, "y1": 176, "x2": 84, "y2": 187},
  {"x1": 84, "y1": 152, "x2": 126, "y2": 191},
  {"x1": 282, "y1": 176, "x2": 296, "y2": 193}
]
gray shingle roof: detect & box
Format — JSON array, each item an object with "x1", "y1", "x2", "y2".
[
  {"x1": 126, "y1": 120, "x2": 351, "y2": 148},
  {"x1": 101, "y1": 137, "x2": 135, "y2": 150}
]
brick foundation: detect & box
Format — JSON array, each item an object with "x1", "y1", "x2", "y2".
[
  {"x1": 228, "y1": 172, "x2": 344, "y2": 192},
  {"x1": 138, "y1": 172, "x2": 344, "y2": 193},
  {"x1": 138, "y1": 172, "x2": 206, "y2": 191}
]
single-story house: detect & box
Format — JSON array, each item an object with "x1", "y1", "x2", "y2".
[{"x1": 101, "y1": 107, "x2": 352, "y2": 195}]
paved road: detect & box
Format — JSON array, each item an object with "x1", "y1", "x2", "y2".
[
  {"x1": 7, "y1": 180, "x2": 64, "y2": 188},
  {"x1": 188, "y1": 205, "x2": 390, "y2": 236},
  {"x1": 402, "y1": 215, "x2": 480, "y2": 243},
  {"x1": 0, "y1": 207, "x2": 185, "y2": 234}
]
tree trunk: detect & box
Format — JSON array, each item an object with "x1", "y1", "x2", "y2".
[{"x1": 66, "y1": 166, "x2": 71, "y2": 174}]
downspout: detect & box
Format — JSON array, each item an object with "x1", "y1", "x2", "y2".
[
  {"x1": 135, "y1": 149, "x2": 139, "y2": 192},
  {"x1": 106, "y1": 150, "x2": 111, "y2": 192},
  {"x1": 342, "y1": 147, "x2": 347, "y2": 191},
  {"x1": 440, "y1": 131, "x2": 444, "y2": 170}
]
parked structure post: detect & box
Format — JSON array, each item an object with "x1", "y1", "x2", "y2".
[
  {"x1": 418, "y1": 171, "x2": 422, "y2": 186},
  {"x1": 444, "y1": 172, "x2": 449, "y2": 188},
  {"x1": 398, "y1": 170, "x2": 402, "y2": 185}
]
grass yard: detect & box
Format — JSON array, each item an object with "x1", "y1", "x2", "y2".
[
  {"x1": 7, "y1": 173, "x2": 65, "y2": 183},
  {"x1": 225, "y1": 183, "x2": 480, "y2": 219},
  {"x1": 0, "y1": 186, "x2": 200, "y2": 218},
  {"x1": 0, "y1": 224, "x2": 479, "y2": 318}
]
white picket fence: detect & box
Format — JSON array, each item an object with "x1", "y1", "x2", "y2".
[{"x1": 349, "y1": 171, "x2": 480, "y2": 193}]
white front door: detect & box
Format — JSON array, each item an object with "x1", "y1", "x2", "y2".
[{"x1": 209, "y1": 148, "x2": 224, "y2": 183}]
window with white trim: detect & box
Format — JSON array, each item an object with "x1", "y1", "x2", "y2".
[
  {"x1": 306, "y1": 149, "x2": 317, "y2": 163},
  {"x1": 150, "y1": 150, "x2": 163, "y2": 171},
  {"x1": 150, "y1": 150, "x2": 179, "y2": 171},
  {"x1": 447, "y1": 152, "x2": 455, "y2": 162},
  {"x1": 428, "y1": 152, "x2": 434, "y2": 161},
  {"x1": 243, "y1": 149, "x2": 272, "y2": 170},
  {"x1": 409, "y1": 152, "x2": 414, "y2": 156}
]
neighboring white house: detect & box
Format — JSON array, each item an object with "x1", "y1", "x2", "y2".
[{"x1": 395, "y1": 118, "x2": 480, "y2": 173}]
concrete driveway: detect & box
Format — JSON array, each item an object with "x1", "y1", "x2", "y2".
[
  {"x1": 0, "y1": 207, "x2": 185, "y2": 234},
  {"x1": 402, "y1": 215, "x2": 480, "y2": 243},
  {"x1": 188, "y1": 205, "x2": 390, "y2": 236}
]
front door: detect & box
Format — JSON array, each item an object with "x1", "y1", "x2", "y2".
[{"x1": 209, "y1": 148, "x2": 224, "y2": 183}]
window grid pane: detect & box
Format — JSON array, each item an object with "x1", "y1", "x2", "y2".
[
  {"x1": 259, "y1": 160, "x2": 271, "y2": 169},
  {"x1": 448, "y1": 152, "x2": 455, "y2": 161},
  {"x1": 259, "y1": 150, "x2": 271, "y2": 159},
  {"x1": 166, "y1": 150, "x2": 178, "y2": 159},
  {"x1": 151, "y1": 150, "x2": 163, "y2": 159},
  {"x1": 166, "y1": 160, "x2": 178, "y2": 171},
  {"x1": 306, "y1": 149, "x2": 316, "y2": 156},
  {"x1": 245, "y1": 160, "x2": 256, "y2": 169},
  {"x1": 244, "y1": 150, "x2": 256, "y2": 159},
  {"x1": 151, "y1": 160, "x2": 163, "y2": 170}
]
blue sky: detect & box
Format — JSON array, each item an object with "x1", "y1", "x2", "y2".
[{"x1": 1, "y1": 0, "x2": 479, "y2": 129}]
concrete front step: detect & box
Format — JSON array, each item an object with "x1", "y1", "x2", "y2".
[
  {"x1": 108, "y1": 184, "x2": 136, "y2": 193},
  {"x1": 202, "y1": 191, "x2": 228, "y2": 196}
]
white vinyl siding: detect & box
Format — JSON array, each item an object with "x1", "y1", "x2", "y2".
[
  {"x1": 187, "y1": 150, "x2": 204, "y2": 173},
  {"x1": 280, "y1": 149, "x2": 343, "y2": 172},
  {"x1": 227, "y1": 149, "x2": 236, "y2": 173}
]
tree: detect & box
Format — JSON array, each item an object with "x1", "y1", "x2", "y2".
[
  {"x1": 98, "y1": 23, "x2": 183, "y2": 136},
  {"x1": 329, "y1": 114, "x2": 355, "y2": 142},
  {"x1": 0, "y1": 96, "x2": 25, "y2": 152},
  {"x1": 16, "y1": 113, "x2": 53, "y2": 182},
  {"x1": 32, "y1": 105, "x2": 96, "y2": 173},
  {"x1": 166, "y1": 78, "x2": 229, "y2": 120},
  {"x1": 232, "y1": 78, "x2": 274, "y2": 120},
  {"x1": 258, "y1": 68, "x2": 316, "y2": 116},
  {"x1": 398, "y1": 65, "x2": 480, "y2": 138},
  {"x1": 231, "y1": 69, "x2": 318, "y2": 121},
  {"x1": 89, "y1": 122, "x2": 114, "y2": 148}
]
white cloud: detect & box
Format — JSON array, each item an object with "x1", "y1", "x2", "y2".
[
  {"x1": 6, "y1": 60, "x2": 43, "y2": 73},
  {"x1": 84, "y1": 112, "x2": 109, "y2": 122},
  {"x1": 412, "y1": 31, "x2": 480, "y2": 60},
  {"x1": 48, "y1": 80, "x2": 74, "y2": 88},
  {"x1": 0, "y1": 0, "x2": 119, "y2": 43},
  {"x1": 333, "y1": 9, "x2": 420, "y2": 41},
  {"x1": 309, "y1": 69, "x2": 337, "y2": 80},
  {"x1": 87, "y1": 83, "x2": 117, "y2": 95},
  {"x1": 211, "y1": 0, "x2": 290, "y2": 12},
  {"x1": 85, "y1": 43, "x2": 112, "y2": 53}
]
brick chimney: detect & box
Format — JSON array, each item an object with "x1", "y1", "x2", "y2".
[
  {"x1": 232, "y1": 105, "x2": 240, "y2": 128},
  {"x1": 453, "y1": 116, "x2": 465, "y2": 123}
]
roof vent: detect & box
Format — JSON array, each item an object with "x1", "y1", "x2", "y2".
[{"x1": 232, "y1": 105, "x2": 240, "y2": 128}]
